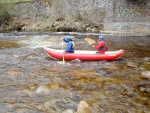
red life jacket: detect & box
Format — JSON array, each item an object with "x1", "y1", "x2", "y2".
[{"x1": 99, "y1": 41, "x2": 108, "y2": 51}]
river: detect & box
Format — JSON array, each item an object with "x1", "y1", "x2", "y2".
[{"x1": 0, "y1": 32, "x2": 150, "y2": 113}]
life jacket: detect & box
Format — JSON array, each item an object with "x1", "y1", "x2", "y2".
[{"x1": 99, "y1": 42, "x2": 108, "y2": 51}]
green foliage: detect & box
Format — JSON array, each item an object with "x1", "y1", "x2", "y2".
[
  {"x1": 0, "y1": 4, "x2": 12, "y2": 16},
  {"x1": 0, "y1": 0, "x2": 33, "y2": 16},
  {"x1": 0, "y1": 0, "x2": 32, "y2": 4},
  {"x1": 0, "y1": 4, "x2": 13, "y2": 26}
]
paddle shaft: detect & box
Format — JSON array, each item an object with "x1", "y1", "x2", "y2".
[{"x1": 62, "y1": 38, "x2": 65, "y2": 64}]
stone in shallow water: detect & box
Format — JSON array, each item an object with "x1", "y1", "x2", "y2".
[
  {"x1": 141, "y1": 71, "x2": 150, "y2": 79},
  {"x1": 76, "y1": 101, "x2": 91, "y2": 113},
  {"x1": 47, "y1": 82, "x2": 60, "y2": 89},
  {"x1": 62, "y1": 109, "x2": 75, "y2": 113},
  {"x1": 36, "y1": 85, "x2": 50, "y2": 94},
  {"x1": 95, "y1": 68, "x2": 112, "y2": 76},
  {"x1": 126, "y1": 62, "x2": 139, "y2": 68}
]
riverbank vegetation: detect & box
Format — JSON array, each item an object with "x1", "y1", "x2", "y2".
[
  {"x1": 0, "y1": 0, "x2": 32, "y2": 4},
  {"x1": 0, "y1": 4, "x2": 13, "y2": 30}
]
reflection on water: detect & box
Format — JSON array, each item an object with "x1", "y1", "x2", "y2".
[{"x1": 0, "y1": 32, "x2": 150, "y2": 113}]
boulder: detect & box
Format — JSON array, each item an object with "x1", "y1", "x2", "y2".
[
  {"x1": 76, "y1": 101, "x2": 91, "y2": 113},
  {"x1": 141, "y1": 71, "x2": 150, "y2": 79}
]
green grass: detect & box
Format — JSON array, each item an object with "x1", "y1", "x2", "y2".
[{"x1": 0, "y1": 0, "x2": 33, "y2": 4}]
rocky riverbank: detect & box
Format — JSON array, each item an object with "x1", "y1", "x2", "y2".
[
  {"x1": 0, "y1": 0, "x2": 150, "y2": 35},
  {"x1": 1, "y1": 16, "x2": 150, "y2": 36},
  {"x1": 1, "y1": 16, "x2": 104, "y2": 33}
]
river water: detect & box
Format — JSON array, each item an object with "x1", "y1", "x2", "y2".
[{"x1": 0, "y1": 32, "x2": 150, "y2": 113}]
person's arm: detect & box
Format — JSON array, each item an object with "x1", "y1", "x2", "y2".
[
  {"x1": 63, "y1": 38, "x2": 68, "y2": 43},
  {"x1": 93, "y1": 41, "x2": 103, "y2": 49}
]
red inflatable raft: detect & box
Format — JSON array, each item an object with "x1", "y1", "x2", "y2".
[{"x1": 44, "y1": 47, "x2": 124, "y2": 61}]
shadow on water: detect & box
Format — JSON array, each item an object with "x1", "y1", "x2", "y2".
[{"x1": 0, "y1": 32, "x2": 150, "y2": 113}]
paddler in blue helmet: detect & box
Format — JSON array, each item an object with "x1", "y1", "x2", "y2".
[
  {"x1": 63, "y1": 36, "x2": 75, "y2": 53},
  {"x1": 93, "y1": 35, "x2": 108, "y2": 54}
]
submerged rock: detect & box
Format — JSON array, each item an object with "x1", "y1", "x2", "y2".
[
  {"x1": 127, "y1": 62, "x2": 139, "y2": 68},
  {"x1": 76, "y1": 101, "x2": 91, "y2": 113},
  {"x1": 36, "y1": 85, "x2": 50, "y2": 94}
]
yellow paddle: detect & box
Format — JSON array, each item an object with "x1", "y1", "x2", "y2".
[{"x1": 62, "y1": 37, "x2": 65, "y2": 64}]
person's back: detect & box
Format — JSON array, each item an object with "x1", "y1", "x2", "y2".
[
  {"x1": 93, "y1": 35, "x2": 108, "y2": 54},
  {"x1": 63, "y1": 36, "x2": 74, "y2": 53}
]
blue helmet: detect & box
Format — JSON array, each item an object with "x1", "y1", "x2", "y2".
[
  {"x1": 65, "y1": 36, "x2": 72, "y2": 41},
  {"x1": 99, "y1": 35, "x2": 104, "y2": 40}
]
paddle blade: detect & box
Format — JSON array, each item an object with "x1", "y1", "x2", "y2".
[{"x1": 62, "y1": 57, "x2": 65, "y2": 64}]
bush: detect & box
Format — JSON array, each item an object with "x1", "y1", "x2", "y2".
[{"x1": 0, "y1": 4, "x2": 12, "y2": 26}]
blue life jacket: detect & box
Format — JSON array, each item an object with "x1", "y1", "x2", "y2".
[
  {"x1": 65, "y1": 42, "x2": 74, "y2": 53},
  {"x1": 63, "y1": 38, "x2": 75, "y2": 53}
]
